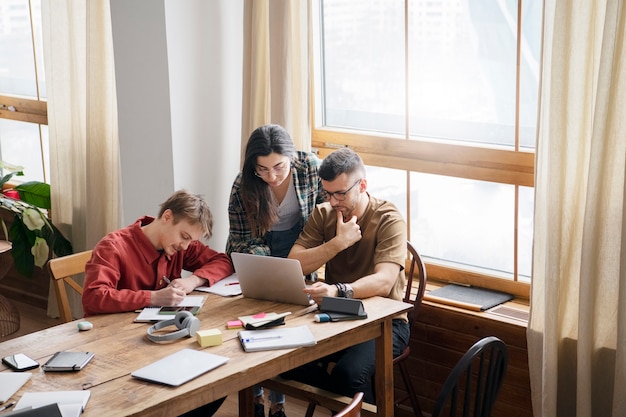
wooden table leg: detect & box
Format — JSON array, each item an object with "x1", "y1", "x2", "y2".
[
  {"x1": 239, "y1": 386, "x2": 255, "y2": 417},
  {"x1": 374, "y1": 318, "x2": 394, "y2": 417}
]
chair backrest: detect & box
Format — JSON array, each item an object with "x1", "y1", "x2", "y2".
[
  {"x1": 431, "y1": 336, "x2": 508, "y2": 417},
  {"x1": 334, "y1": 392, "x2": 364, "y2": 417},
  {"x1": 405, "y1": 240, "x2": 427, "y2": 327},
  {"x1": 47, "y1": 250, "x2": 92, "y2": 323}
]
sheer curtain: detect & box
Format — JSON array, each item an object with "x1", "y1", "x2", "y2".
[
  {"x1": 528, "y1": 0, "x2": 626, "y2": 416},
  {"x1": 242, "y1": 0, "x2": 310, "y2": 153},
  {"x1": 42, "y1": 0, "x2": 120, "y2": 319}
]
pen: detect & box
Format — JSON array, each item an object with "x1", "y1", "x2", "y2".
[
  {"x1": 225, "y1": 282, "x2": 240, "y2": 286},
  {"x1": 0, "y1": 401, "x2": 16, "y2": 412},
  {"x1": 243, "y1": 336, "x2": 282, "y2": 342},
  {"x1": 163, "y1": 276, "x2": 172, "y2": 286}
]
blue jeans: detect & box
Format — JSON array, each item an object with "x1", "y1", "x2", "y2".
[
  {"x1": 265, "y1": 222, "x2": 301, "y2": 258},
  {"x1": 281, "y1": 319, "x2": 410, "y2": 404},
  {"x1": 253, "y1": 224, "x2": 301, "y2": 405}
]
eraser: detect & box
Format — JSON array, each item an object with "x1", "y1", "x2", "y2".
[
  {"x1": 226, "y1": 320, "x2": 243, "y2": 329},
  {"x1": 196, "y1": 328, "x2": 222, "y2": 347},
  {"x1": 77, "y1": 321, "x2": 93, "y2": 331},
  {"x1": 252, "y1": 312, "x2": 266, "y2": 319},
  {"x1": 314, "y1": 313, "x2": 331, "y2": 323}
]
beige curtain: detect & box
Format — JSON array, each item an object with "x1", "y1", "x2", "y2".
[
  {"x1": 242, "y1": 0, "x2": 310, "y2": 155},
  {"x1": 528, "y1": 0, "x2": 626, "y2": 416},
  {"x1": 42, "y1": 0, "x2": 120, "y2": 319}
]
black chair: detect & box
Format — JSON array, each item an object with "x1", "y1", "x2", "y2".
[
  {"x1": 394, "y1": 240, "x2": 427, "y2": 416},
  {"x1": 431, "y1": 336, "x2": 508, "y2": 417}
]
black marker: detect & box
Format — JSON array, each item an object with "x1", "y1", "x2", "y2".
[{"x1": 0, "y1": 401, "x2": 16, "y2": 412}]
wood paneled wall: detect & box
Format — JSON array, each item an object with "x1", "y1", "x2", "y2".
[{"x1": 394, "y1": 301, "x2": 532, "y2": 417}]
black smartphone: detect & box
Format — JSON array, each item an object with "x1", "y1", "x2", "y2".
[{"x1": 2, "y1": 353, "x2": 40, "y2": 371}]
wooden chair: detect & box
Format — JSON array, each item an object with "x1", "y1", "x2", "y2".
[
  {"x1": 335, "y1": 392, "x2": 364, "y2": 417},
  {"x1": 263, "y1": 240, "x2": 427, "y2": 417},
  {"x1": 394, "y1": 240, "x2": 427, "y2": 416},
  {"x1": 47, "y1": 250, "x2": 92, "y2": 323},
  {"x1": 431, "y1": 336, "x2": 508, "y2": 417}
]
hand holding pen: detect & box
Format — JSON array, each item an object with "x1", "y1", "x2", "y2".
[{"x1": 150, "y1": 276, "x2": 185, "y2": 306}]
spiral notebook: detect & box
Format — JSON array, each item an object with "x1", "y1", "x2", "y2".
[{"x1": 238, "y1": 325, "x2": 316, "y2": 352}]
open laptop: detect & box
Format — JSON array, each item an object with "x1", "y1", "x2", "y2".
[
  {"x1": 131, "y1": 349, "x2": 228, "y2": 387},
  {"x1": 231, "y1": 252, "x2": 314, "y2": 306}
]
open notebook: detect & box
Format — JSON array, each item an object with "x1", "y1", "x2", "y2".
[
  {"x1": 134, "y1": 295, "x2": 205, "y2": 322},
  {"x1": 13, "y1": 390, "x2": 91, "y2": 417}
]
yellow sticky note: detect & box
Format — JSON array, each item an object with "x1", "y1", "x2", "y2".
[{"x1": 196, "y1": 328, "x2": 222, "y2": 347}]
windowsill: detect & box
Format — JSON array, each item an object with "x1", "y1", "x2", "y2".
[
  {"x1": 317, "y1": 266, "x2": 530, "y2": 327},
  {"x1": 423, "y1": 279, "x2": 529, "y2": 328}
]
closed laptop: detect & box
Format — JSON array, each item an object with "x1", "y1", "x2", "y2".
[{"x1": 131, "y1": 349, "x2": 228, "y2": 387}]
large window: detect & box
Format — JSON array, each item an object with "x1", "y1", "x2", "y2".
[
  {"x1": 0, "y1": 0, "x2": 48, "y2": 184},
  {"x1": 313, "y1": 0, "x2": 541, "y2": 296}
]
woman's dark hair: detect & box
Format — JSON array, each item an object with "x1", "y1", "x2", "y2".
[{"x1": 240, "y1": 124, "x2": 296, "y2": 236}]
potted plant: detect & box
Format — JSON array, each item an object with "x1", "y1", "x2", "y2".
[{"x1": 0, "y1": 161, "x2": 73, "y2": 278}]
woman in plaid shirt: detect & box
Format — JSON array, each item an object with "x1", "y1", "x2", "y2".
[{"x1": 226, "y1": 124, "x2": 325, "y2": 417}]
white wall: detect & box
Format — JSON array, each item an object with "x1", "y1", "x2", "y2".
[
  {"x1": 110, "y1": 0, "x2": 175, "y2": 225},
  {"x1": 110, "y1": 0, "x2": 243, "y2": 250},
  {"x1": 165, "y1": 0, "x2": 243, "y2": 251}
]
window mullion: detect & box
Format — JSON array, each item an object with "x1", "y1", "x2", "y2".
[{"x1": 0, "y1": 96, "x2": 47, "y2": 125}]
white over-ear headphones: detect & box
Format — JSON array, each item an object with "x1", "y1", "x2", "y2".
[{"x1": 146, "y1": 311, "x2": 201, "y2": 343}]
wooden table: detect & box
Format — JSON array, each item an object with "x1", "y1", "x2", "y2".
[{"x1": 0, "y1": 293, "x2": 411, "y2": 416}]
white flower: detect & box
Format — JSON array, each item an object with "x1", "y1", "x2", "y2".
[
  {"x1": 31, "y1": 237, "x2": 49, "y2": 268},
  {"x1": 22, "y1": 208, "x2": 45, "y2": 231}
]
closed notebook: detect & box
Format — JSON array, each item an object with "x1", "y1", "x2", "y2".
[
  {"x1": 131, "y1": 349, "x2": 229, "y2": 387},
  {"x1": 42, "y1": 351, "x2": 94, "y2": 372},
  {"x1": 238, "y1": 325, "x2": 316, "y2": 352}
]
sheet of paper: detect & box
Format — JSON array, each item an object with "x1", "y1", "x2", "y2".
[
  {"x1": 134, "y1": 296, "x2": 205, "y2": 322},
  {"x1": 195, "y1": 273, "x2": 242, "y2": 296},
  {"x1": 0, "y1": 372, "x2": 32, "y2": 403}
]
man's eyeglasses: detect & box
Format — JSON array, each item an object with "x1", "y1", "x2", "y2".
[
  {"x1": 255, "y1": 162, "x2": 290, "y2": 178},
  {"x1": 323, "y1": 178, "x2": 362, "y2": 201}
]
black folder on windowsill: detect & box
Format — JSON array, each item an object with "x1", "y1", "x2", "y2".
[{"x1": 425, "y1": 284, "x2": 514, "y2": 311}]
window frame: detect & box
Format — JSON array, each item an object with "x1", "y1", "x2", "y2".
[
  {"x1": 0, "y1": 0, "x2": 48, "y2": 184},
  {"x1": 0, "y1": 95, "x2": 47, "y2": 125},
  {"x1": 311, "y1": 0, "x2": 534, "y2": 299}
]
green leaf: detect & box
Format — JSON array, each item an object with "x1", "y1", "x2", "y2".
[
  {"x1": 9, "y1": 218, "x2": 35, "y2": 277},
  {"x1": 0, "y1": 172, "x2": 20, "y2": 189},
  {"x1": 15, "y1": 181, "x2": 51, "y2": 210},
  {"x1": 45, "y1": 222, "x2": 73, "y2": 257}
]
